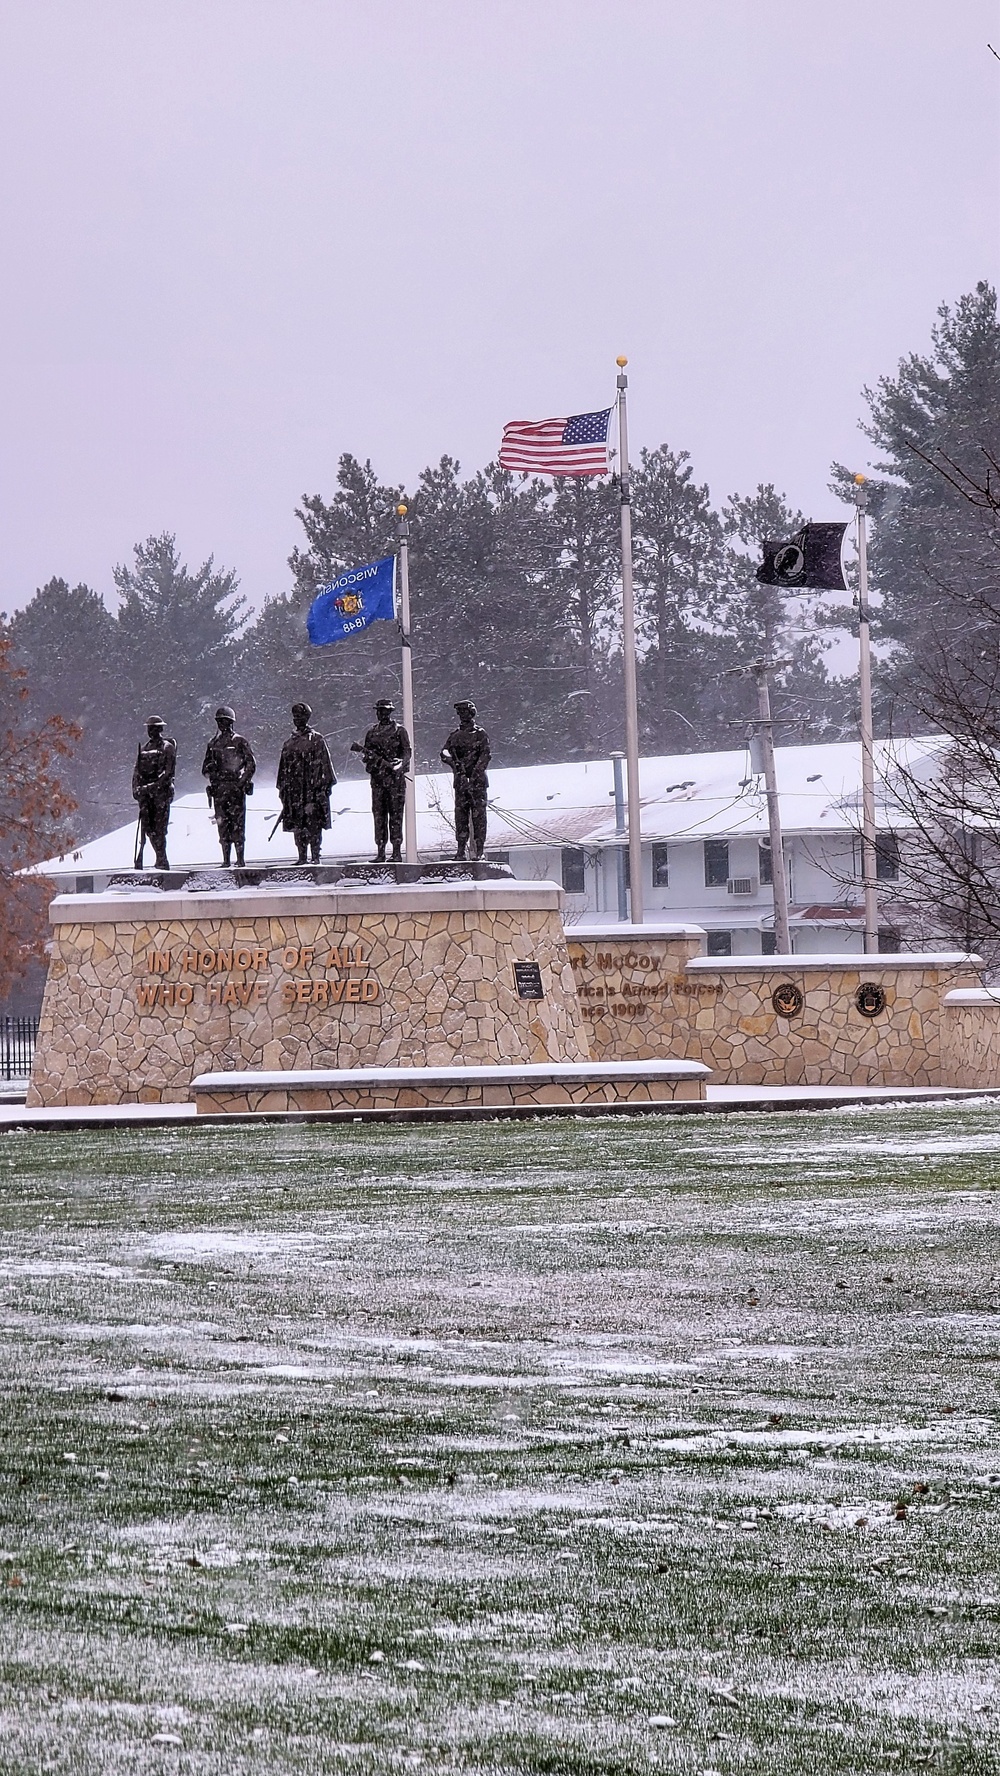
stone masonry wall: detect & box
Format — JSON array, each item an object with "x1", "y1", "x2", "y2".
[
  {"x1": 28, "y1": 887, "x2": 590, "y2": 1106},
  {"x1": 570, "y1": 935, "x2": 985, "y2": 1086},
  {"x1": 31, "y1": 887, "x2": 1000, "y2": 1105},
  {"x1": 939, "y1": 994, "x2": 1000, "y2": 1090},
  {"x1": 566, "y1": 931, "x2": 705, "y2": 1061},
  {"x1": 676, "y1": 961, "x2": 979, "y2": 1087}
]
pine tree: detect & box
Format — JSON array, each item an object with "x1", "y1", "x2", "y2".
[
  {"x1": 630, "y1": 447, "x2": 729, "y2": 751},
  {"x1": 289, "y1": 454, "x2": 402, "y2": 592},
  {"x1": 827, "y1": 283, "x2": 1000, "y2": 952},
  {"x1": 266, "y1": 454, "x2": 597, "y2": 773},
  {"x1": 715, "y1": 486, "x2": 854, "y2": 743},
  {"x1": 115, "y1": 535, "x2": 247, "y2": 785},
  {"x1": 408, "y1": 459, "x2": 586, "y2": 764},
  {"x1": 238, "y1": 456, "x2": 403, "y2": 773},
  {"x1": 540, "y1": 477, "x2": 620, "y2": 750},
  {"x1": 266, "y1": 447, "x2": 856, "y2": 775},
  {"x1": 833, "y1": 280, "x2": 1000, "y2": 725},
  {"x1": 9, "y1": 578, "x2": 127, "y2": 837}
]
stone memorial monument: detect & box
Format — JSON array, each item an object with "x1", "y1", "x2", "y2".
[
  {"x1": 26, "y1": 872, "x2": 599, "y2": 1105},
  {"x1": 26, "y1": 690, "x2": 709, "y2": 1114}
]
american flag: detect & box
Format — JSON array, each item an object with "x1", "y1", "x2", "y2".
[{"x1": 498, "y1": 408, "x2": 612, "y2": 477}]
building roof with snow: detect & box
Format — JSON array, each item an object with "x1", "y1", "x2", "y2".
[{"x1": 36, "y1": 735, "x2": 945, "y2": 880}]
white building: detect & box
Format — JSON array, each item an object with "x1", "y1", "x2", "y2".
[{"x1": 39, "y1": 736, "x2": 944, "y2": 956}]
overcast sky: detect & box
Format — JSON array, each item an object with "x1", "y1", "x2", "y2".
[{"x1": 0, "y1": 0, "x2": 997, "y2": 616}]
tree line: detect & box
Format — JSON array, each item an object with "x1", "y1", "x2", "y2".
[
  {"x1": 3, "y1": 279, "x2": 1000, "y2": 974},
  {"x1": 6, "y1": 461, "x2": 858, "y2": 846},
  {"x1": 849, "y1": 281, "x2": 1000, "y2": 961}
]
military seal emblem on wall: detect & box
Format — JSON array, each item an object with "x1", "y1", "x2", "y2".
[
  {"x1": 771, "y1": 982, "x2": 804, "y2": 1018},
  {"x1": 855, "y1": 981, "x2": 887, "y2": 1018}
]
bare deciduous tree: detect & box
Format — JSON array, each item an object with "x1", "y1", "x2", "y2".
[
  {"x1": 0, "y1": 638, "x2": 79, "y2": 997},
  {"x1": 870, "y1": 441, "x2": 1000, "y2": 968}
]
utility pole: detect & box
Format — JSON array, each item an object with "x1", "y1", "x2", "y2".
[
  {"x1": 610, "y1": 750, "x2": 628, "y2": 921},
  {"x1": 853, "y1": 476, "x2": 879, "y2": 952},
  {"x1": 396, "y1": 503, "x2": 418, "y2": 863},
  {"x1": 616, "y1": 357, "x2": 644, "y2": 924},
  {"x1": 750, "y1": 662, "x2": 791, "y2": 955}
]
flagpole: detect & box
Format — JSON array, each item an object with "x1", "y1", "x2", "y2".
[
  {"x1": 751, "y1": 662, "x2": 791, "y2": 955},
  {"x1": 616, "y1": 357, "x2": 643, "y2": 925},
  {"x1": 854, "y1": 475, "x2": 879, "y2": 952},
  {"x1": 396, "y1": 502, "x2": 418, "y2": 863}
]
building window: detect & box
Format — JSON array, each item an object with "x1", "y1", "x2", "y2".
[
  {"x1": 652, "y1": 843, "x2": 669, "y2": 887},
  {"x1": 607, "y1": 847, "x2": 630, "y2": 891},
  {"x1": 876, "y1": 833, "x2": 900, "y2": 881},
  {"x1": 704, "y1": 838, "x2": 729, "y2": 887},
  {"x1": 486, "y1": 850, "x2": 509, "y2": 865},
  {"x1": 758, "y1": 840, "x2": 773, "y2": 885},
  {"x1": 561, "y1": 847, "x2": 586, "y2": 895},
  {"x1": 761, "y1": 930, "x2": 778, "y2": 955},
  {"x1": 707, "y1": 929, "x2": 733, "y2": 957},
  {"x1": 878, "y1": 926, "x2": 901, "y2": 953}
]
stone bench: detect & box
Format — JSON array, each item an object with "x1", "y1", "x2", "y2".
[{"x1": 191, "y1": 1058, "x2": 709, "y2": 1118}]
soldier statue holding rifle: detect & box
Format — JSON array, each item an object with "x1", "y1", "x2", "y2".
[
  {"x1": 276, "y1": 701, "x2": 337, "y2": 863},
  {"x1": 202, "y1": 706, "x2": 256, "y2": 868},
  {"x1": 132, "y1": 715, "x2": 176, "y2": 870},
  {"x1": 351, "y1": 698, "x2": 411, "y2": 862},
  {"x1": 440, "y1": 699, "x2": 490, "y2": 860}
]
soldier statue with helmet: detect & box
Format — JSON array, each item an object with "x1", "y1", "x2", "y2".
[
  {"x1": 126, "y1": 687, "x2": 494, "y2": 874},
  {"x1": 131, "y1": 715, "x2": 176, "y2": 870},
  {"x1": 350, "y1": 698, "x2": 411, "y2": 862},
  {"x1": 201, "y1": 706, "x2": 256, "y2": 868},
  {"x1": 440, "y1": 699, "x2": 491, "y2": 860}
]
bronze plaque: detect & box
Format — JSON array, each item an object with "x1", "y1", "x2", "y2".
[
  {"x1": 855, "y1": 981, "x2": 887, "y2": 1018},
  {"x1": 512, "y1": 960, "x2": 544, "y2": 1000},
  {"x1": 771, "y1": 981, "x2": 803, "y2": 1018}
]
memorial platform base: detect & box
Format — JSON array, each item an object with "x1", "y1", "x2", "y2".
[
  {"x1": 191, "y1": 1058, "x2": 708, "y2": 1115},
  {"x1": 27, "y1": 877, "x2": 590, "y2": 1107}
]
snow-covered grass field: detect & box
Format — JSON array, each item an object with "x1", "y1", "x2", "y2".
[{"x1": 1, "y1": 1107, "x2": 999, "y2": 1774}]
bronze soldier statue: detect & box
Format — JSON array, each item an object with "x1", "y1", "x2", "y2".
[
  {"x1": 276, "y1": 702, "x2": 337, "y2": 863},
  {"x1": 350, "y1": 698, "x2": 411, "y2": 862},
  {"x1": 441, "y1": 699, "x2": 490, "y2": 860},
  {"x1": 201, "y1": 706, "x2": 256, "y2": 868},
  {"x1": 132, "y1": 715, "x2": 176, "y2": 870}
]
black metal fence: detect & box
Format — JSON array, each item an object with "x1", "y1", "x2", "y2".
[{"x1": 1, "y1": 1016, "x2": 38, "y2": 1079}]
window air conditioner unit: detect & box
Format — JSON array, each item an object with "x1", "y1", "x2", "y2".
[{"x1": 727, "y1": 877, "x2": 755, "y2": 896}]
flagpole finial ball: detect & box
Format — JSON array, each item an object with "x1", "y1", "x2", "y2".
[
  {"x1": 616, "y1": 355, "x2": 628, "y2": 367},
  {"x1": 397, "y1": 503, "x2": 408, "y2": 517},
  {"x1": 853, "y1": 473, "x2": 866, "y2": 485}
]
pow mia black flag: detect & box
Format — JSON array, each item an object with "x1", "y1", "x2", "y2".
[{"x1": 756, "y1": 522, "x2": 848, "y2": 591}]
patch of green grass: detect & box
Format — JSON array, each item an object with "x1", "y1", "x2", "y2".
[{"x1": 0, "y1": 1107, "x2": 999, "y2": 1771}]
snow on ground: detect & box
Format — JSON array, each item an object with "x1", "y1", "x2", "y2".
[{"x1": 0, "y1": 1106, "x2": 998, "y2": 1773}]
